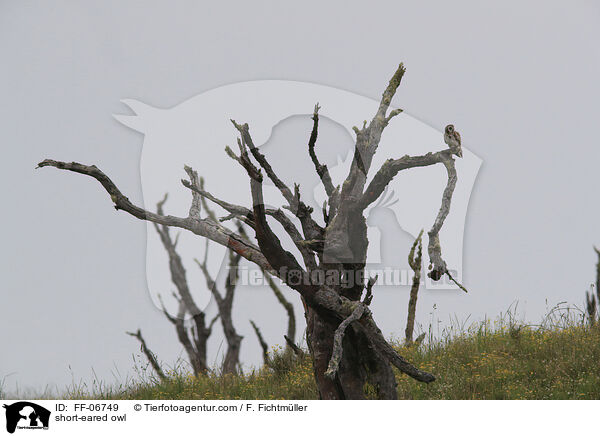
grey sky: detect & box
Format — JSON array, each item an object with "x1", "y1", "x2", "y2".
[{"x1": 1, "y1": 1, "x2": 599, "y2": 395}]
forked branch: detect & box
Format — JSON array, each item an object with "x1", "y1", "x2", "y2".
[{"x1": 37, "y1": 159, "x2": 272, "y2": 272}]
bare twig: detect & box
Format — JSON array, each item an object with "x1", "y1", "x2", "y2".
[
  {"x1": 250, "y1": 320, "x2": 269, "y2": 366},
  {"x1": 126, "y1": 329, "x2": 167, "y2": 381},
  {"x1": 284, "y1": 335, "x2": 305, "y2": 358},
  {"x1": 181, "y1": 178, "x2": 253, "y2": 226},
  {"x1": 363, "y1": 275, "x2": 377, "y2": 306},
  {"x1": 307, "y1": 103, "x2": 337, "y2": 208},
  {"x1": 264, "y1": 273, "x2": 296, "y2": 345},
  {"x1": 184, "y1": 165, "x2": 202, "y2": 219}
]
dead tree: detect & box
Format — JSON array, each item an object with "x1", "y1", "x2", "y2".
[
  {"x1": 158, "y1": 293, "x2": 218, "y2": 377},
  {"x1": 195, "y1": 241, "x2": 243, "y2": 374},
  {"x1": 39, "y1": 63, "x2": 467, "y2": 399},
  {"x1": 405, "y1": 230, "x2": 423, "y2": 343},
  {"x1": 192, "y1": 181, "x2": 246, "y2": 374},
  {"x1": 153, "y1": 193, "x2": 218, "y2": 376},
  {"x1": 126, "y1": 329, "x2": 167, "y2": 381}
]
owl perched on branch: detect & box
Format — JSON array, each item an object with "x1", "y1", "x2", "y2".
[{"x1": 444, "y1": 124, "x2": 462, "y2": 158}]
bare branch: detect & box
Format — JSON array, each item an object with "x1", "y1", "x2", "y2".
[
  {"x1": 358, "y1": 149, "x2": 453, "y2": 210},
  {"x1": 184, "y1": 165, "x2": 202, "y2": 219},
  {"x1": 284, "y1": 335, "x2": 305, "y2": 358},
  {"x1": 182, "y1": 181, "x2": 315, "y2": 270},
  {"x1": 264, "y1": 272, "x2": 296, "y2": 344},
  {"x1": 232, "y1": 120, "x2": 295, "y2": 204},
  {"x1": 231, "y1": 146, "x2": 320, "y2": 300},
  {"x1": 153, "y1": 196, "x2": 204, "y2": 318},
  {"x1": 376, "y1": 63, "x2": 406, "y2": 121},
  {"x1": 337, "y1": 64, "x2": 407, "y2": 206},
  {"x1": 194, "y1": 257, "x2": 221, "y2": 302},
  {"x1": 157, "y1": 294, "x2": 207, "y2": 376},
  {"x1": 446, "y1": 270, "x2": 468, "y2": 293},
  {"x1": 193, "y1": 218, "x2": 243, "y2": 374},
  {"x1": 209, "y1": 313, "x2": 220, "y2": 331},
  {"x1": 307, "y1": 103, "x2": 336, "y2": 200},
  {"x1": 405, "y1": 230, "x2": 423, "y2": 343},
  {"x1": 385, "y1": 108, "x2": 403, "y2": 124},
  {"x1": 157, "y1": 294, "x2": 178, "y2": 324},
  {"x1": 357, "y1": 316, "x2": 435, "y2": 383},
  {"x1": 325, "y1": 302, "x2": 366, "y2": 379},
  {"x1": 267, "y1": 208, "x2": 317, "y2": 270},
  {"x1": 39, "y1": 152, "x2": 436, "y2": 386},
  {"x1": 126, "y1": 329, "x2": 167, "y2": 381},
  {"x1": 363, "y1": 275, "x2": 378, "y2": 306},
  {"x1": 427, "y1": 158, "x2": 456, "y2": 281},
  {"x1": 181, "y1": 177, "x2": 253, "y2": 226},
  {"x1": 231, "y1": 121, "x2": 324, "y2": 242},
  {"x1": 37, "y1": 159, "x2": 272, "y2": 271},
  {"x1": 250, "y1": 320, "x2": 269, "y2": 366}
]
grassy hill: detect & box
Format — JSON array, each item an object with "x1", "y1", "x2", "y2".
[{"x1": 67, "y1": 310, "x2": 600, "y2": 400}]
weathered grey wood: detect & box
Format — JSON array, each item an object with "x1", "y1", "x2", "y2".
[{"x1": 39, "y1": 63, "x2": 466, "y2": 399}]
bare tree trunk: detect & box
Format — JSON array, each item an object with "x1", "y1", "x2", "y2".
[
  {"x1": 307, "y1": 307, "x2": 398, "y2": 399},
  {"x1": 158, "y1": 295, "x2": 218, "y2": 376},
  {"x1": 40, "y1": 63, "x2": 466, "y2": 399},
  {"x1": 153, "y1": 194, "x2": 217, "y2": 376},
  {"x1": 196, "y1": 236, "x2": 243, "y2": 375},
  {"x1": 405, "y1": 230, "x2": 423, "y2": 343},
  {"x1": 219, "y1": 252, "x2": 243, "y2": 374}
]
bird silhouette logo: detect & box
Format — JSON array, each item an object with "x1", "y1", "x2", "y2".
[{"x1": 113, "y1": 80, "x2": 482, "y2": 315}]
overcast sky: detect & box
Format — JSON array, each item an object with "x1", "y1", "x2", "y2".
[{"x1": 1, "y1": 1, "x2": 599, "y2": 396}]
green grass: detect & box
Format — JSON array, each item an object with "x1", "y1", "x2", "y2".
[
  {"x1": 66, "y1": 307, "x2": 600, "y2": 400},
  {"x1": 395, "y1": 323, "x2": 600, "y2": 399}
]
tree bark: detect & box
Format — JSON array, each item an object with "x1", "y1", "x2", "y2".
[
  {"x1": 405, "y1": 230, "x2": 424, "y2": 343},
  {"x1": 306, "y1": 306, "x2": 398, "y2": 399}
]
